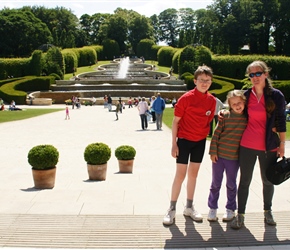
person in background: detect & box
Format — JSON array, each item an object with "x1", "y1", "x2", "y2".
[
  {"x1": 207, "y1": 90, "x2": 247, "y2": 222},
  {"x1": 152, "y1": 93, "x2": 165, "y2": 130},
  {"x1": 137, "y1": 97, "x2": 149, "y2": 130},
  {"x1": 115, "y1": 100, "x2": 122, "y2": 121},
  {"x1": 230, "y1": 60, "x2": 286, "y2": 229},
  {"x1": 0, "y1": 98, "x2": 4, "y2": 111},
  {"x1": 9, "y1": 100, "x2": 22, "y2": 111},
  {"x1": 285, "y1": 101, "x2": 290, "y2": 120},
  {"x1": 209, "y1": 93, "x2": 225, "y2": 137},
  {"x1": 107, "y1": 94, "x2": 112, "y2": 111},
  {"x1": 163, "y1": 65, "x2": 216, "y2": 226},
  {"x1": 71, "y1": 96, "x2": 76, "y2": 109},
  {"x1": 128, "y1": 97, "x2": 133, "y2": 108},
  {"x1": 103, "y1": 95, "x2": 108, "y2": 108},
  {"x1": 150, "y1": 96, "x2": 156, "y2": 122},
  {"x1": 172, "y1": 97, "x2": 177, "y2": 108},
  {"x1": 118, "y1": 97, "x2": 123, "y2": 113},
  {"x1": 65, "y1": 106, "x2": 70, "y2": 120}
]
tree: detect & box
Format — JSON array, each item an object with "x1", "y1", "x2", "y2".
[
  {"x1": 272, "y1": 0, "x2": 290, "y2": 55},
  {"x1": 0, "y1": 9, "x2": 52, "y2": 57},
  {"x1": 106, "y1": 14, "x2": 128, "y2": 54},
  {"x1": 158, "y1": 8, "x2": 180, "y2": 47},
  {"x1": 128, "y1": 15, "x2": 154, "y2": 53},
  {"x1": 194, "y1": 9, "x2": 219, "y2": 52},
  {"x1": 149, "y1": 14, "x2": 160, "y2": 43},
  {"x1": 28, "y1": 6, "x2": 79, "y2": 49},
  {"x1": 178, "y1": 8, "x2": 196, "y2": 31},
  {"x1": 136, "y1": 39, "x2": 155, "y2": 59},
  {"x1": 43, "y1": 47, "x2": 65, "y2": 79},
  {"x1": 79, "y1": 14, "x2": 93, "y2": 45}
]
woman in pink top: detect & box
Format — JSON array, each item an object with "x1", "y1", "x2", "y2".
[{"x1": 231, "y1": 61, "x2": 286, "y2": 229}]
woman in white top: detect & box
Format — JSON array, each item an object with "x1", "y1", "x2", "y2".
[{"x1": 137, "y1": 97, "x2": 149, "y2": 130}]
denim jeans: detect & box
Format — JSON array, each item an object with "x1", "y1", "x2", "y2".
[
  {"x1": 140, "y1": 114, "x2": 147, "y2": 130},
  {"x1": 155, "y1": 112, "x2": 163, "y2": 130}
]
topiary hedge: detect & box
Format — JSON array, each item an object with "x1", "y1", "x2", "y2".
[
  {"x1": 137, "y1": 39, "x2": 155, "y2": 60},
  {"x1": 0, "y1": 76, "x2": 53, "y2": 104}
]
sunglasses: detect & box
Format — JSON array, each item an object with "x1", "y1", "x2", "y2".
[{"x1": 249, "y1": 72, "x2": 263, "y2": 78}]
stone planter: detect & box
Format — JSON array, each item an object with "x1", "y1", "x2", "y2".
[
  {"x1": 87, "y1": 163, "x2": 107, "y2": 180},
  {"x1": 32, "y1": 167, "x2": 56, "y2": 189}
]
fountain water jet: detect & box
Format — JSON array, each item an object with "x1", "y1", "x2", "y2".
[{"x1": 117, "y1": 57, "x2": 130, "y2": 79}]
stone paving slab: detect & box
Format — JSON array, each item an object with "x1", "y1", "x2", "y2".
[{"x1": 0, "y1": 213, "x2": 289, "y2": 249}]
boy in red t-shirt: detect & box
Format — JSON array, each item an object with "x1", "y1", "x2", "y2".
[{"x1": 163, "y1": 65, "x2": 216, "y2": 225}]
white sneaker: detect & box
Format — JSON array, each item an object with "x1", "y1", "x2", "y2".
[
  {"x1": 222, "y1": 209, "x2": 235, "y2": 222},
  {"x1": 183, "y1": 206, "x2": 203, "y2": 222},
  {"x1": 163, "y1": 208, "x2": 176, "y2": 225},
  {"x1": 207, "y1": 208, "x2": 218, "y2": 222}
]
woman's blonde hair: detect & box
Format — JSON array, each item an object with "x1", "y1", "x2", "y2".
[{"x1": 226, "y1": 90, "x2": 246, "y2": 109}]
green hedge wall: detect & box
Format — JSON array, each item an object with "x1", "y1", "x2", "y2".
[
  {"x1": 212, "y1": 55, "x2": 290, "y2": 80},
  {"x1": 0, "y1": 58, "x2": 30, "y2": 80},
  {"x1": 102, "y1": 39, "x2": 120, "y2": 60},
  {"x1": 0, "y1": 76, "x2": 53, "y2": 104},
  {"x1": 91, "y1": 45, "x2": 104, "y2": 60},
  {"x1": 136, "y1": 39, "x2": 155, "y2": 60},
  {"x1": 178, "y1": 45, "x2": 212, "y2": 76},
  {"x1": 151, "y1": 45, "x2": 163, "y2": 61},
  {"x1": 172, "y1": 49, "x2": 182, "y2": 74},
  {"x1": 61, "y1": 49, "x2": 78, "y2": 74},
  {"x1": 157, "y1": 46, "x2": 178, "y2": 67}
]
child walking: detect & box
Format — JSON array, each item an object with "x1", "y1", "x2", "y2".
[
  {"x1": 115, "y1": 100, "x2": 122, "y2": 120},
  {"x1": 163, "y1": 65, "x2": 216, "y2": 225},
  {"x1": 207, "y1": 90, "x2": 247, "y2": 222},
  {"x1": 65, "y1": 106, "x2": 70, "y2": 120}
]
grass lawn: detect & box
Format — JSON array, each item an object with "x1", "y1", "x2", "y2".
[
  {"x1": 163, "y1": 108, "x2": 290, "y2": 140},
  {"x1": 0, "y1": 109, "x2": 63, "y2": 123}
]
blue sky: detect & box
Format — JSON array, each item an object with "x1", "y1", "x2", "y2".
[{"x1": 0, "y1": 0, "x2": 212, "y2": 18}]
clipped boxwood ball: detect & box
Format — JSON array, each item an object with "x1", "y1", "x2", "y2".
[
  {"x1": 115, "y1": 145, "x2": 136, "y2": 160},
  {"x1": 84, "y1": 142, "x2": 111, "y2": 165},
  {"x1": 28, "y1": 144, "x2": 59, "y2": 170}
]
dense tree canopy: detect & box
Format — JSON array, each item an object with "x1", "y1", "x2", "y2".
[
  {"x1": 0, "y1": 9, "x2": 52, "y2": 57},
  {"x1": 0, "y1": 0, "x2": 290, "y2": 58}
]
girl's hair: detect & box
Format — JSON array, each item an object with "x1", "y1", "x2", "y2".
[
  {"x1": 246, "y1": 60, "x2": 275, "y2": 117},
  {"x1": 226, "y1": 90, "x2": 246, "y2": 109},
  {"x1": 194, "y1": 65, "x2": 213, "y2": 79}
]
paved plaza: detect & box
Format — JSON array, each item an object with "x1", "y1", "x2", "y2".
[{"x1": 0, "y1": 104, "x2": 289, "y2": 250}]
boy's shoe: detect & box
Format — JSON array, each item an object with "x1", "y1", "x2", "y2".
[
  {"x1": 222, "y1": 209, "x2": 235, "y2": 222},
  {"x1": 183, "y1": 206, "x2": 203, "y2": 222},
  {"x1": 230, "y1": 214, "x2": 244, "y2": 229},
  {"x1": 264, "y1": 210, "x2": 276, "y2": 226},
  {"x1": 207, "y1": 208, "x2": 218, "y2": 222},
  {"x1": 163, "y1": 208, "x2": 176, "y2": 225}
]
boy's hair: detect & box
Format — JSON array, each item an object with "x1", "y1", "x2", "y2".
[
  {"x1": 226, "y1": 90, "x2": 246, "y2": 107},
  {"x1": 194, "y1": 65, "x2": 213, "y2": 79}
]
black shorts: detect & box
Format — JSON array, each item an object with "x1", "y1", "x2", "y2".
[{"x1": 176, "y1": 138, "x2": 206, "y2": 164}]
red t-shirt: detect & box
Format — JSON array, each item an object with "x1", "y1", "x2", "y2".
[
  {"x1": 174, "y1": 88, "x2": 216, "y2": 142},
  {"x1": 240, "y1": 90, "x2": 266, "y2": 150}
]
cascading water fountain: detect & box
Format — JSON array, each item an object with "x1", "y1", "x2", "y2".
[
  {"x1": 117, "y1": 57, "x2": 130, "y2": 79},
  {"x1": 47, "y1": 57, "x2": 186, "y2": 103}
]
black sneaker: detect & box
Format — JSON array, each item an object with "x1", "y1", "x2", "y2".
[
  {"x1": 264, "y1": 210, "x2": 276, "y2": 226},
  {"x1": 230, "y1": 213, "x2": 244, "y2": 229}
]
